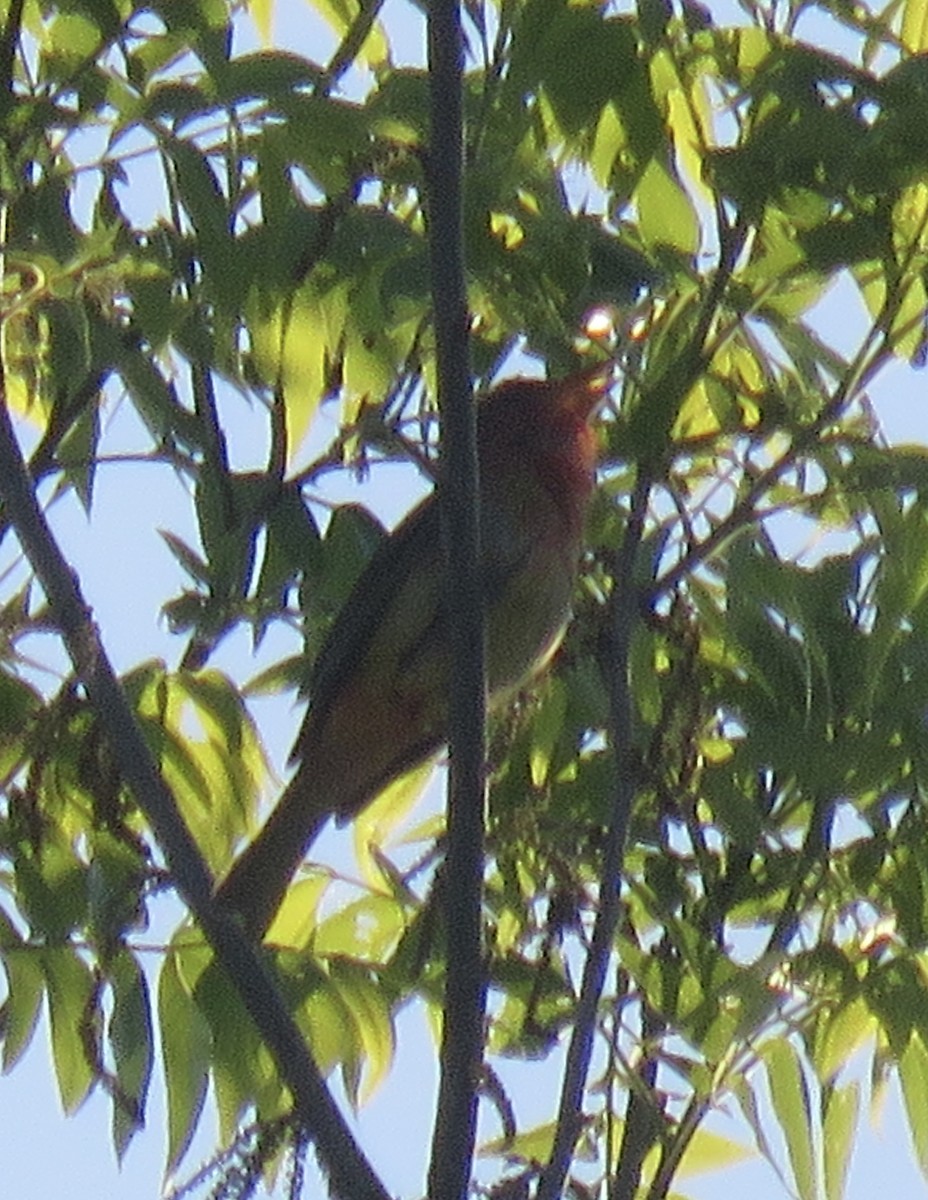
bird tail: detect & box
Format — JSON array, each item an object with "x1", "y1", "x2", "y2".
[{"x1": 213, "y1": 770, "x2": 328, "y2": 941}]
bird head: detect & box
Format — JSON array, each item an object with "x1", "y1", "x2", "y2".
[{"x1": 477, "y1": 363, "x2": 612, "y2": 499}]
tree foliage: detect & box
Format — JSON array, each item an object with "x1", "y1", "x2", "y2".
[{"x1": 3, "y1": 0, "x2": 928, "y2": 1196}]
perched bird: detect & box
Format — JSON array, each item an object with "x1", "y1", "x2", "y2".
[{"x1": 215, "y1": 365, "x2": 610, "y2": 938}]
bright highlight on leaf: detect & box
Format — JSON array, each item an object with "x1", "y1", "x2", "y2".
[{"x1": 583, "y1": 306, "x2": 617, "y2": 340}]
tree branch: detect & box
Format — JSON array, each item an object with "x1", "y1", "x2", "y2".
[
  {"x1": 317, "y1": 0, "x2": 387, "y2": 97},
  {"x1": 0, "y1": 0, "x2": 24, "y2": 118},
  {"x1": 0, "y1": 396, "x2": 391, "y2": 1200},
  {"x1": 425, "y1": 3, "x2": 486, "y2": 1199},
  {"x1": 537, "y1": 471, "x2": 651, "y2": 1200},
  {"x1": 610, "y1": 961, "x2": 667, "y2": 1200}
]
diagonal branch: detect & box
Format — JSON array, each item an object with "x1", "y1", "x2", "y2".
[
  {"x1": 318, "y1": 0, "x2": 387, "y2": 97},
  {"x1": 425, "y1": 3, "x2": 486, "y2": 1199},
  {"x1": 0, "y1": 394, "x2": 391, "y2": 1200}
]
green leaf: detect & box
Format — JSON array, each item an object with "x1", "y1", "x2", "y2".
[
  {"x1": 799, "y1": 212, "x2": 890, "y2": 273},
  {"x1": 15, "y1": 839, "x2": 88, "y2": 941},
  {"x1": 480, "y1": 1120, "x2": 557, "y2": 1163},
  {"x1": 675, "y1": 1127, "x2": 755, "y2": 1179},
  {"x1": 527, "y1": 677, "x2": 568, "y2": 788},
  {"x1": 254, "y1": 483, "x2": 323, "y2": 620},
  {"x1": 310, "y1": 0, "x2": 389, "y2": 74},
  {"x1": 352, "y1": 759, "x2": 435, "y2": 885},
  {"x1": 0, "y1": 919, "x2": 44, "y2": 1071},
  {"x1": 276, "y1": 94, "x2": 372, "y2": 193},
  {"x1": 217, "y1": 50, "x2": 322, "y2": 100},
  {"x1": 47, "y1": 300, "x2": 92, "y2": 399},
  {"x1": 47, "y1": 12, "x2": 103, "y2": 70},
  {"x1": 56, "y1": 385, "x2": 101, "y2": 513},
  {"x1": 293, "y1": 965, "x2": 356, "y2": 1075},
  {"x1": 900, "y1": 1032, "x2": 928, "y2": 1178},
  {"x1": 110, "y1": 337, "x2": 202, "y2": 449},
  {"x1": 864, "y1": 951, "x2": 928, "y2": 1055},
  {"x1": 765, "y1": 1039, "x2": 817, "y2": 1200},
  {"x1": 244, "y1": 653, "x2": 306, "y2": 697},
  {"x1": 166, "y1": 137, "x2": 237, "y2": 307},
  {"x1": 314, "y1": 502, "x2": 387, "y2": 619},
  {"x1": 159, "y1": 944, "x2": 211, "y2": 1173},
  {"x1": 509, "y1": 4, "x2": 653, "y2": 156},
  {"x1": 244, "y1": 280, "x2": 346, "y2": 457},
  {"x1": 823, "y1": 1081, "x2": 860, "y2": 1200},
  {"x1": 42, "y1": 947, "x2": 96, "y2": 1114},
  {"x1": 178, "y1": 669, "x2": 266, "y2": 777},
  {"x1": 815, "y1": 996, "x2": 876, "y2": 1083},
  {"x1": 635, "y1": 159, "x2": 699, "y2": 254},
  {"x1": 194, "y1": 960, "x2": 281, "y2": 1138},
  {"x1": 314, "y1": 893, "x2": 407, "y2": 965},
  {"x1": 902, "y1": 0, "x2": 928, "y2": 52},
  {"x1": 109, "y1": 951, "x2": 154, "y2": 1161},
  {"x1": 480, "y1": 1119, "x2": 600, "y2": 1166},
  {"x1": 0, "y1": 669, "x2": 41, "y2": 740},
  {"x1": 732, "y1": 1073, "x2": 785, "y2": 1183},
  {"x1": 265, "y1": 869, "x2": 331, "y2": 949},
  {"x1": 591, "y1": 101, "x2": 630, "y2": 189},
  {"x1": 327, "y1": 958, "x2": 395, "y2": 1106},
  {"x1": 86, "y1": 831, "x2": 148, "y2": 942},
  {"x1": 160, "y1": 531, "x2": 210, "y2": 585}
]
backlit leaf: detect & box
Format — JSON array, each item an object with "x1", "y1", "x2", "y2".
[
  {"x1": 823, "y1": 1081, "x2": 860, "y2": 1200},
  {"x1": 42, "y1": 948, "x2": 95, "y2": 1114},
  {"x1": 159, "y1": 945, "x2": 211, "y2": 1173},
  {"x1": 765, "y1": 1039, "x2": 817, "y2": 1200},
  {"x1": 900, "y1": 1032, "x2": 928, "y2": 1178},
  {"x1": 109, "y1": 952, "x2": 154, "y2": 1161}
]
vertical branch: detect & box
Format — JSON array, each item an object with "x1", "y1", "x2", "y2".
[
  {"x1": 537, "y1": 472, "x2": 650, "y2": 1200},
  {"x1": 610, "y1": 957, "x2": 668, "y2": 1200},
  {"x1": 0, "y1": 0, "x2": 25, "y2": 114},
  {"x1": 426, "y1": 2, "x2": 487, "y2": 1199}
]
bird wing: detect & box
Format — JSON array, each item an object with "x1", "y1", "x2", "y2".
[{"x1": 295, "y1": 494, "x2": 443, "y2": 758}]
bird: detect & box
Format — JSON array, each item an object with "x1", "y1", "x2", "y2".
[{"x1": 214, "y1": 364, "x2": 611, "y2": 939}]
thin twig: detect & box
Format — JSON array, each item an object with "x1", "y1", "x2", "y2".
[
  {"x1": 652, "y1": 338, "x2": 888, "y2": 603},
  {"x1": 537, "y1": 470, "x2": 651, "y2": 1200},
  {"x1": 764, "y1": 793, "x2": 835, "y2": 955},
  {"x1": 317, "y1": 0, "x2": 388, "y2": 97},
  {"x1": 536, "y1": 203, "x2": 748, "y2": 1200},
  {"x1": 655, "y1": 188, "x2": 928, "y2": 604},
  {"x1": 425, "y1": 3, "x2": 486, "y2": 1199},
  {"x1": 645, "y1": 1086, "x2": 712, "y2": 1200}
]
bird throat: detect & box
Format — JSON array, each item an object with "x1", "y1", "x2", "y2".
[{"x1": 536, "y1": 413, "x2": 598, "y2": 533}]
